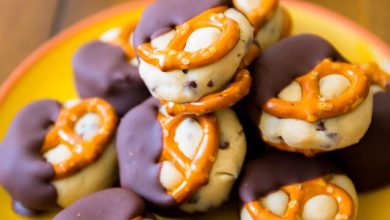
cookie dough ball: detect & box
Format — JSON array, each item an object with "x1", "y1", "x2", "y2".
[
  {"x1": 0, "y1": 100, "x2": 60, "y2": 215},
  {"x1": 239, "y1": 150, "x2": 358, "y2": 220},
  {"x1": 255, "y1": 7, "x2": 290, "y2": 50},
  {"x1": 330, "y1": 86, "x2": 390, "y2": 191},
  {"x1": 54, "y1": 188, "x2": 155, "y2": 220},
  {"x1": 134, "y1": 0, "x2": 253, "y2": 103},
  {"x1": 0, "y1": 99, "x2": 118, "y2": 215},
  {"x1": 73, "y1": 41, "x2": 149, "y2": 116},
  {"x1": 245, "y1": 34, "x2": 373, "y2": 152},
  {"x1": 117, "y1": 98, "x2": 246, "y2": 215}
]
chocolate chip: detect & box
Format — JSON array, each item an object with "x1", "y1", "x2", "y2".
[
  {"x1": 220, "y1": 141, "x2": 230, "y2": 149},
  {"x1": 316, "y1": 121, "x2": 326, "y2": 131},
  {"x1": 185, "y1": 81, "x2": 197, "y2": 89},
  {"x1": 187, "y1": 194, "x2": 200, "y2": 204},
  {"x1": 326, "y1": 133, "x2": 338, "y2": 140},
  {"x1": 183, "y1": 69, "x2": 188, "y2": 74},
  {"x1": 207, "y1": 80, "x2": 214, "y2": 88},
  {"x1": 151, "y1": 87, "x2": 158, "y2": 92}
]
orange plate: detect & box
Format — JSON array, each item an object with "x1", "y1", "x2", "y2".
[{"x1": 0, "y1": 0, "x2": 389, "y2": 219}]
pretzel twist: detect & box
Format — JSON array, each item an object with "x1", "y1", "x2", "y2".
[
  {"x1": 42, "y1": 98, "x2": 117, "y2": 179},
  {"x1": 158, "y1": 113, "x2": 219, "y2": 203},
  {"x1": 137, "y1": 6, "x2": 240, "y2": 72},
  {"x1": 233, "y1": 0, "x2": 279, "y2": 32},
  {"x1": 360, "y1": 63, "x2": 390, "y2": 89},
  {"x1": 264, "y1": 59, "x2": 370, "y2": 122},
  {"x1": 162, "y1": 69, "x2": 251, "y2": 116},
  {"x1": 245, "y1": 177, "x2": 355, "y2": 220},
  {"x1": 104, "y1": 23, "x2": 137, "y2": 59}
]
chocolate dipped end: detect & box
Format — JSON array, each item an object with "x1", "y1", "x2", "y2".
[
  {"x1": 54, "y1": 188, "x2": 154, "y2": 220},
  {"x1": 116, "y1": 98, "x2": 177, "y2": 213},
  {"x1": 245, "y1": 34, "x2": 346, "y2": 124},
  {"x1": 330, "y1": 88, "x2": 390, "y2": 192},
  {"x1": 133, "y1": 0, "x2": 232, "y2": 48},
  {"x1": 239, "y1": 150, "x2": 337, "y2": 204},
  {"x1": 73, "y1": 41, "x2": 150, "y2": 116},
  {"x1": 0, "y1": 100, "x2": 61, "y2": 214}
]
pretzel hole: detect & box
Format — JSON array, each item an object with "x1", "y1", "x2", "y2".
[
  {"x1": 160, "y1": 161, "x2": 184, "y2": 191},
  {"x1": 261, "y1": 190, "x2": 289, "y2": 216},
  {"x1": 184, "y1": 27, "x2": 222, "y2": 52},
  {"x1": 302, "y1": 195, "x2": 338, "y2": 220},
  {"x1": 235, "y1": 0, "x2": 262, "y2": 13}
]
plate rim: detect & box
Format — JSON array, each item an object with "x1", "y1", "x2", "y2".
[{"x1": 1, "y1": 0, "x2": 390, "y2": 106}]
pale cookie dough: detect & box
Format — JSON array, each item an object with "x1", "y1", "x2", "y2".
[
  {"x1": 44, "y1": 102, "x2": 117, "y2": 207},
  {"x1": 159, "y1": 108, "x2": 247, "y2": 212},
  {"x1": 240, "y1": 174, "x2": 358, "y2": 220},
  {"x1": 255, "y1": 7, "x2": 288, "y2": 50},
  {"x1": 100, "y1": 27, "x2": 138, "y2": 66},
  {"x1": 259, "y1": 74, "x2": 374, "y2": 151},
  {"x1": 139, "y1": 8, "x2": 254, "y2": 103}
]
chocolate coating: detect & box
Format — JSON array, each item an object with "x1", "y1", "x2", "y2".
[
  {"x1": 245, "y1": 34, "x2": 346, "y2": 124},
  {"x1": 73, "y1": 41, "x2": 150, "y2": 116},
  {"x1": 54, "y1": 188, "x2": 154, "y2": 220},
  {"x1": 239, "y1": 150, "x2": 337, "y2": 203},
  {"x1": 116, "y1": 98, "x2": 177, "y2": 212},
  {"x1": 0, "y1": 100, "x2": 60, "y2": 214},
  {"x1": 329, "y1": 88, "x2": 390, "y2": 192},
  {"x1": 133, "y1": 0, "x2": 232, "y2": 48}
]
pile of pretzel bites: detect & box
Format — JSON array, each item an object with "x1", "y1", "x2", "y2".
[{"x1": 0, "y1": 0, "x2": 389, "y2": 220}]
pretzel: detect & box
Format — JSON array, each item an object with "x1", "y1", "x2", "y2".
[
  {"x1": 280, "y1": 7, "x2": 292, "y2": 39},
  {"x1": 137, "y1": 6, "x2": 240, "y2": 72},
  {"x1": 245, "y1": 177, "x2": 355, "y2": 220},
  {"x1": 158, "y1": 112, "x2": 219, "y2": 203},
  {"x1": 240, "y1": 44, "x2": 261, "y2": 68},
  {"x1": 264, "y1": 139, "x2": 321, "y2": 158},
  {"x1": 162, "y1": 69, "x2": 251, "y2": 116},
  {"x1": 104, "y1": 23, "x2": 137, "y2": 59},
  {"x1": 360, "y1": 63, "x2": 390, "y2": 89},
  {"x1": 264, "y1": 59, "x2": 370, "y2": 122},
  {"x1": 233, "y1": 0, "x2": 278, "y2": 32},
  {"x1": 42, "y1": 98, "x2": 117, "y2": 179}
]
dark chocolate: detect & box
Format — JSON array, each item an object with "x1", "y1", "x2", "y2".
[
  {"x1": 329, "y1": 88, "x2": 390, "y2": 192},
  {"x1": 239, "y1": 150, "x2": 337, "y2": 203},
  {"x1": 133, "y1": 0, "x2": 232, "y2": 48},
  {"x1": 54, "y1": 188, "x2": 155, "y2": 220},
  {"x1": 243, "y1": 34, "x2": 346, "y2": 124},
  {"x1": 116, "y1": 98, "x2": 177, "y2": 213},
  {"x1": 73, "y1": 41, "x2": 150, "y2": 116},
  {"x1": 0, "y1": 100, "x2": 60, "y2": 214}
]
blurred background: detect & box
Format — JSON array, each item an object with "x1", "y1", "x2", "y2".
[{"x1": 0, "y1": 0, "x2": 389, "y2": 83}]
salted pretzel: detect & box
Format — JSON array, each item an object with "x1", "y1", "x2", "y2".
[
  {"x1": 233, "y1": 0, "x2": 278, "y2": 32},
  {"x1": 360, "y1": 63, "x2": 390, "y2": 89},
  {"x1": 104, "y1": 23, "x2": 137, "y2": 59},
  {"x1": 137, "y1": 6, "x2": 240, "y2": 72},
  {"x1": 158, "y1": 112, "x2": 219, "y2": 203},
  {"x1": 245, "y1": 177, "x2": 355, "y2": 220},
  {"x1": 162, "y1": 69, "x2": 251, "y2": 116},
  {"x1": 42, "y1": 98, "x2": 117, "y2": 179},
  {"x1": 264, "y1": 59, "x2": 370, "y2": 122}
]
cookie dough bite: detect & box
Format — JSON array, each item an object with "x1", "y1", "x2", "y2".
[
  {"x1": 245, "y1": 34, "x2": 373, "y2": 156},
  {"x1": 329, "y1": 66, "x2": 390, "y2": 192},
  {"x1": 233, "y1": 0, "x2": 292, "y2": 50},
  {"x1": 134, "y1": 0, "x2": 254, "y2": 106},
  {"x1": 0, "y1": 98, "x2": 118, "y2": 215},
  {"x1": 54, "y1": 188, "x2": 155, "y2": 220},
  {"x1": 73, "y1": 23, "x2": 149, "y2": 116},
  {"x1": 239, "y1": 150, "x2": 358, "y2": 220},
  {"x1": 117, "y1": 98, "x2": 246, "y2": 215}
]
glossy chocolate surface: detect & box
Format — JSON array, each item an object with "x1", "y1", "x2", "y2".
[
  {"x1": 329, "y1": 87, "x2": 390, "y2": 192},
  {"x1": 116, "y1": 98, "x2": 177, "y2": 212},
  {"x1": 54, "y1": 188, "x2": 154, "y2": 220},
  {"x1": 239, "y1": 150, "x2": 337, "y2": 203},
  {"x1": 73, "y1": 41, "x2": 150, "y2": 116},
  {"x1": 133, "y1": 0, "x2": 232, "y2": 48},
  {"x1": 0, "y1": 100, "x2": 60, "y2": 214}
]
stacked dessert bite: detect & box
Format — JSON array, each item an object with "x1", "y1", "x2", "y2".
[{"x1": 1, "y1": 0, "x2": 390, "y2": 220}]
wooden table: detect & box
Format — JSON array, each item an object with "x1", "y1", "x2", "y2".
[{"x1": 1, "y1": 0, "x2": 389, "y2": 82}]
